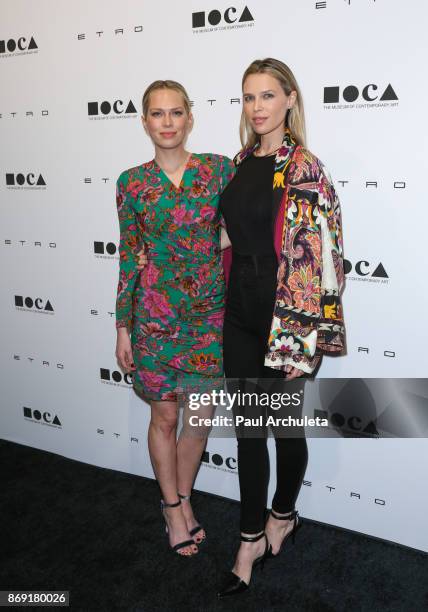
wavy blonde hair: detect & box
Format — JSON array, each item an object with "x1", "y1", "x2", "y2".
[
  {"x1": 240, "y1": 58, "x2": 306, "y2": 149},
  {"x1": 142, "y1": 80, "x2": 191, "y2": 117}
]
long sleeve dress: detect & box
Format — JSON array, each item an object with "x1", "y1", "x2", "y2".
[{"x1": 115, "y1": 153, "x2": 235, "y2": 401}]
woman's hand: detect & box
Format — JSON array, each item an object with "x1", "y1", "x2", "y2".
[
  {"x1": 136, "y1": 247, "x2": 147, "y2": 270},
  {"x1": 285, "y1": 365, "x2": 305, "y2": 380},
  {"x1": 220, "y1": 228, "x2": 231, "y2": 250},
  {"x1": 116, "y1": 328, "x2": 136, "y2": 373}
]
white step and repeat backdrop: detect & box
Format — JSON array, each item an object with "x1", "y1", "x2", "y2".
[{"x1": 1, "y1": 1, "x2": 427, "y2": 551}]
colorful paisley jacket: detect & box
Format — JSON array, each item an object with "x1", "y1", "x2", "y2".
[{"x1": 223, "y1": 128, "x2": 346, "y2": 374}]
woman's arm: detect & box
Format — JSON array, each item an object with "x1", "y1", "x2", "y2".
[
  {"x1": 115, "y1": 172, "x2": 140, "y2": 333},
  {"x1": 265, "y1": 155, "x2": 345, "y2": 377},
  {"x1": 220, "y1": 227, "x2": 231, "y2": 250},
  {"x1": 316, "y1": 165, "x2": 346, "y2": 354}
]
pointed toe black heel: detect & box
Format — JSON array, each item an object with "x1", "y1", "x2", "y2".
[
  {"x1": 266, "y1": 508, "x2": 301, "y2": 559},
  {"x1": 217, "y1": 531, "x2": 271, "y2": 598}
]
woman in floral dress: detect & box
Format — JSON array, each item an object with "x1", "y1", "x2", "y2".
[{"x1": 115, "y1": 80, "x2": 234, "y2": 556}]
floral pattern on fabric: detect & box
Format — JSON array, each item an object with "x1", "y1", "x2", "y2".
[
  {"x1": 233, "y1": 129, "x2": 346, "y2": 374},
  {"x1": 115, "y1": 153, "x2": 235, "y2": 400}
]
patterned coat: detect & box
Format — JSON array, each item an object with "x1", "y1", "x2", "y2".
[{"x1": 223, "y1": 128, "x2": 346, "y2": 374}]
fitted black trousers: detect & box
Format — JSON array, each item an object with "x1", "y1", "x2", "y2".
[{"x1": 223, "y1": 252, "x2": 309, "y2": 533}]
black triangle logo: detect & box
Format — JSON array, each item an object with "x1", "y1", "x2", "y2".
[
  {"x1": 37, "y1": 174, "x2": 46, "y2": 185},
  {"x1": 239, "y1": 6, "x2": 254, "y2": 22},
  {"x1": 363, "y1": 420, "x2": 379, "y2": 436},
  {"x1": 380, "y1": 84, "x2": 398, "y2": 101},
  {"x1": 53, "y1": 415, "x2": 62, "y2": 426},
  {"x1": 28, "y1": 37, "x2": 38, "y2": 50},
  {"x1": 45, "y1": 299, "x2": 54, "y2": 312},
  {"x1": 125, "y1": 100, "x2": 137, "y2": 114},
  {"x1": 372, "y1": 262, "x2": 388, "y2": 278}
]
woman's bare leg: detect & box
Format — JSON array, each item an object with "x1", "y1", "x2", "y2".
[
  {"x1": 176, "y1": 399, "x2": 212, "y2": 542},
  {"x1": 148, "y1": 400, "x2": 197, "y2": 555}
]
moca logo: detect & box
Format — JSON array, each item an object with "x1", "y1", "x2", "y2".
[
  {"x1": 344, "y1": 260, "x2": 389, "y2": 283},
  {"x1": 15, "y1": 295, "x2": 54, "y2": 313},
  {"x1": 6, "y1": 173, "x2": 46, "y2": 189},
  {"x1": 0, "y1": 36, "x2": 38, "y2": 56},
  {"x1": 192, "y1": 6, "x2": 254, "y2": 31},
  {"x1": 100, "y1": 368, "x2": 133, "y2": 387},
  {"x1": 94, "y1": 241, "x2": 118, "y2": 257},
  {"x1": 23, "y1": 407, "x2": 62, "y2": 428},
  {"x1": 324, "y1": 84, "x2": 398, "y2": 108},
  {"x1": 314, "y1": 408, "x2": 379, "y2": 437},
  {"x1": 202, "y1": 450, "x2": 237, "y2": 471},
  {"x1": 317, "y1": 379, "x2": 380, "y2": 438},
  {"x1": 88, "y1": 100, "x2": 138, "y2": 120}
]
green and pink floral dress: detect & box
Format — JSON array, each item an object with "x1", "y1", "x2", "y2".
[{"x1": 115, "y1": 153, "x2": 235, "y2": 401}]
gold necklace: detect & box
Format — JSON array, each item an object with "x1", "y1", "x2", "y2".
[{"x1": 253, "y1": 145, "x2": 281, "y2": 158}]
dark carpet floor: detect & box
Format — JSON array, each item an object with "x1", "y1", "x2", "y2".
[{"x1": 1, "y1": 439, "x2": 427, "y2": 612}]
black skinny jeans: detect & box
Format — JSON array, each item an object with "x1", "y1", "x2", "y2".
[{"x1": 223, "y1": 252, "x2": 309, "y2": 534}]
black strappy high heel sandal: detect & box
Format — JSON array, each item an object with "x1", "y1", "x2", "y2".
[
  {"x1": 266, "y1": 508, "x2": 301, "y2": 558},
  {"x1": 160, "y1": 498, "x2": 198, "y2": 556},
  {"x1": 177, "y1": 492, "x2": 206, "y2": 544},
  {"x1": 217, "y1": 531, "x2": 272, "y2": 598}
]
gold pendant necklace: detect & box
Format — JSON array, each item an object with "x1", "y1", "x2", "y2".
[{"x1": 254, "y1": 145, "x2": 281, "y2": 158}]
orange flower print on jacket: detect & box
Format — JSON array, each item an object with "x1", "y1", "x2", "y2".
[
  {"x1": 288, "y1": 266, "x2": 321, "y2": 314},
  {"x1": 231, "y1": 128, "x2": 346, "y2": 374}
]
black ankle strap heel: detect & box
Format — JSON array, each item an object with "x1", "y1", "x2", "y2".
[
  {"x1": 160, "y1": 498, "x2": 197, "y2": 556},
  {"x1": 217, "y1": 531, "x2": 272, "y2": 599},
  {"x1": 177, "y1": 493, "x2": 191, "y2": 501},
  {"x1": 160, "y1": 499, "x2": 181, "y2": 509},
  {"x1": 240, "y1": 531, "x2": 266, "y2": 543},
  {"x1": 267, "y1": 508, "x2": 301, "y2": 557},
  {"x1": 177, "y1": 492, "x2": 206, "y2": 542}
]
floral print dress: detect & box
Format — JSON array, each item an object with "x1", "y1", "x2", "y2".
[{"x1": 115, "y1": 153, "x2": 235, "y2": 401}]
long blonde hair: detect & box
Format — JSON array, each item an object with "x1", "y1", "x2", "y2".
[
  {"x1": 142, "y1": 80, "x2": 192, "y2": 117},
  {"x1": 240, "y1": 58, "x2": 306, "y2": 149}
]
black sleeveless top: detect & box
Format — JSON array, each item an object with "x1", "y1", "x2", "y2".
[{"x1": 219, "y1": 154, "x2": 276, "y2": 256}]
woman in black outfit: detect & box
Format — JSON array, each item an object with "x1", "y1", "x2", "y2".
[
  {"x1": 134, "y1": 58, "x2": 345, "y2": 596},
  {"x1": 217, "y1": 58, "x2": 346, "y2": 597}
]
